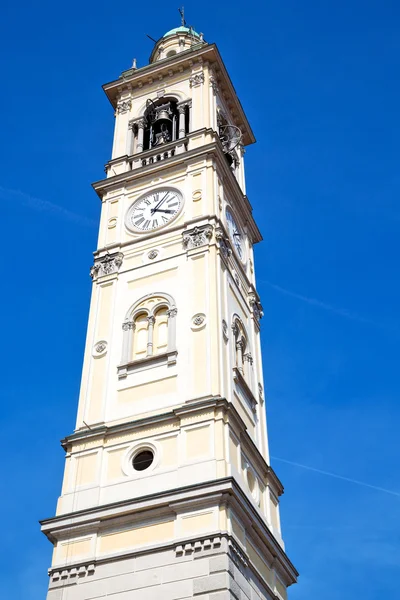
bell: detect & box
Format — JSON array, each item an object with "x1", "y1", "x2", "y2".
[{"x1": 154, "y1": 103, "x2": 173, "y2": 125}]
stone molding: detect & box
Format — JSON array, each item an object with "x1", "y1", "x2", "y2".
[
  {"x1": 233, "y1": 366, "x2": 257, "y2": 413},
  {"x1": 90, "y1": 252, "x2": 123, "y2": 279},
  {"x1": 117, "y1": 349, "x2": 178, "y2": 379}
]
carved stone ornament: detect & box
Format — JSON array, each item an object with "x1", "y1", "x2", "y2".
[
  {"x1": 192, "y1": 313, "x2": 206, "y2": 327},
  {"x1": 243, "y1": 352, "x2": 253, "y2": 366},
  {"x1": 258, "y1": 382, "x2": 263, "y2": 397},
  {"x1": 122, "y1": 320, "x2": 135, "y2": 332},
  {"x1": 183, "y1": 225, "x2": 213, "y2": 250},
  {"x1": 167, "y1": 307, "x2": 178, "y2": 318},
  {"x1": 93, "y1": 340, "x2": 107, "y2": 357},
  {"x1": 189, "y1": 72, "x2": 205, "y2": 87},
  {"x1": 222, "y1": 319, "x2": 229, "y2": 341},
  {"x1": 148, "y1": 249, "x2": 159, "y2": 260},
  {"x1": 116, "y1": 99, "x2": 132, "y2": 114},
  {"x1": 90, "y1": 252, "x2": 123, "y2": 279},
  {"x1": 209, "y1": 75, "x2": 219, "y2": 95},
  {"x1": 248, "y1": 293, "x2": 264, "y2": 321},
  {"x1": 231, "y1": 322, "x2": 239, "y2": 339},
  {"x1": 215, "y1": 227, "x2": 231, "y2": 259}
]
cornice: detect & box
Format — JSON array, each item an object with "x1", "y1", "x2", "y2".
[
  {"x1": 102, "y1": 43, "x2": 255, "y2": 147},
  {"x1": 40, "y1": 477, "x2": 298, "y2": 584}
]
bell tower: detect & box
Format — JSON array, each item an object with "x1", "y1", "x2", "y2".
[{"x1": 41, "y1": 23, "x2": 298, "y2": 600}]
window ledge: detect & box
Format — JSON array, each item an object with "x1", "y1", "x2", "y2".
[
  {"x1": 118, "y1": 350, "x2": 177, "y2": 379},
  {"x1": 233, "y1": 367, "x2": 257, "y2": 412}
]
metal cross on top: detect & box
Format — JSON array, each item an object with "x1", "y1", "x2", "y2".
[{"x1": 178, "y1": 6, "x2": 186, "y2": 26}]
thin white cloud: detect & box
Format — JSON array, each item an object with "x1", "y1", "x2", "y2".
[
  {"x1": 261, "y1": 280, "x2": 377, "y2": 325},
  {"x1": 272, "y1": 455, "x2": 400, "y2": 497},
  {"x1": 0, "y1": 186, "x2": 97, "y2": 228}
]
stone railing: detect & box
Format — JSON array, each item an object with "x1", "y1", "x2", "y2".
[{"x1": 105, "y1": 139, "x2": 188, "y2": 177}]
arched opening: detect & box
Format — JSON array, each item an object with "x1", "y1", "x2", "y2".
[
  {"x1": 143, "y1": 98, "x2": 180, "y2": 151},
  {"x1": 132, "y1": 312, "x2": 148, "y2": 360}
]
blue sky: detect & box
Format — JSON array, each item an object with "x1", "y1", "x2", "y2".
[{"x1": 1, "y1": 1, "x2": 399, "y2": 598}]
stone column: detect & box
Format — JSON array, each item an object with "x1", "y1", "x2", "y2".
[
  {"x1": 121, "y1": 321, "x2": 135, "y2": 364},
  {"x1": 136, "y1": 118, "x2": 145, "y2": 153},
  {"x1": 178, "y1": 104, "x2": 186, "y2": 139},
  {"x1": 166, "y1": 307, "x2": 177, "y2": 351},
  {"x1": 147, "y1": 315, "x2": 156, "y2": 356},
  {"x1": 127, "y1": 121, "x2": 135, "y2": 156}
]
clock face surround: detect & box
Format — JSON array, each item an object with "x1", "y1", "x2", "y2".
[
  {"x1": 126, "y1": 188, "x2": 183, "y2": 233},
  {"x1": 226, "y1": 208, "x2": 245, "y2": 262}
]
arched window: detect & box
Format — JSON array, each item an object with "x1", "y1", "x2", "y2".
[
  {"x1": 131, "y1": 97, "x2": 191, "y2": 156},
  {"x1": 119, "y1": 294, "x2": 177, "y2": 376},
  {"x1": 232, "y1": 315, "x2": 253, "y2": 380}
]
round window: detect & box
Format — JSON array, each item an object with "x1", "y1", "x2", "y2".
[{"x1": 132, "y1": 449, "x2": 154, "y2": 471}]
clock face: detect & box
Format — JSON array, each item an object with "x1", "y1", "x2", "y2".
[
  {"x1": 127, "y1": 188, "x2": 183, "y2": 233},
  {"x1": 226, "y1": 209, "x2": 245, "y2": 262}
]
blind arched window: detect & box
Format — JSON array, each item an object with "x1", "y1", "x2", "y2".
[{"x1": 120, "y1": 294, "x2": 177, "y2": 373}]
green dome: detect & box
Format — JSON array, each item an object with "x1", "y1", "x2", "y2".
[{"x1": 163, "y1": 26, "x2": 200, "y2": 38}]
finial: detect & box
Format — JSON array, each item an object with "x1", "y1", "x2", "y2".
[
  {"x1": 178, "y1": 6, "x2": 186, "y2": 26},
  {"x1": 132, "y1": 58, "x2": 137, "y2": 69}
]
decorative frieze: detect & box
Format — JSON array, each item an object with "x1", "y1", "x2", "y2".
[
  {"x1": 90, "y1": 252, "x2": 123, "y2": 279},
  {"x1": 175, "y1": 536, "x2": 221, "y2": 557},
  {"x1": 183, "y1": 225, "x2": 213, "y2": 249},
  {"x1": 50, "y1": 563, "x2": 95, "y2": 584},
  {"x1": 189, "y1": 72, "x2": 205, "y2": 87}
]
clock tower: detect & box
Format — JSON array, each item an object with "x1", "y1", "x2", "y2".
[{"x1": 41, "y1": 23, "x2": 298, "y2": 600}]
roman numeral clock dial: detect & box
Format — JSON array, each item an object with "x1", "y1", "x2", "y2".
[
  {"x1": 226, "y1": 208, "x2": 245, "y2": 262},
  {"x1": 126, "y1": 188, "x2": 183, "y2": 233}
]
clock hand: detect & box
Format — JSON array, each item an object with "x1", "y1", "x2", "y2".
[
  {"x1": 153, "y1": 209, "x2": 175, "y2": 214},
  {"x1": 151, "y1": 192, "x2": 169, "y2": 214}
]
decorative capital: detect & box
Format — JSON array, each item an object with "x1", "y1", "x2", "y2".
[
  {"x1": 167, "y1": 307, "x2": 178, "y2": 318},
  {"x1": 209, "y1": 75, "x2": 219, "y2": 95},
  {"x1": 243, "y1": 352, "x2": 253, "y2": 366},
  {"x1": 231, "y1": 322, "x2": 239, "y2": 338},
  {"x1": 189, "y1": 72, "x2": 204, "y2": 88},
  {"x1": 183, "y1": 225, "x2": 213, "y2": 250},
  {"x1": 90, "y1": 252, "x2": 124, "y2": 279},
  {"x1": 116, "y1": 99, "x2": 132, "y2": 114},
  {"x1": 248, "y1": 293, "x2": 264, "y2": 321},
  {"x1": 122, "y1": 320, "x2": 135, "y2": 332},
  {"x1": 147, "y1": 315, "x2": 156, "y2": 326},
  {"x1": 215, "y1": 227, "x2": 232, "y2": 259}
]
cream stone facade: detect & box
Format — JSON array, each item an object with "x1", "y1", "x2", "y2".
[{"x1": 41, "y1": 24, "x2": 298, "y2": 600}]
